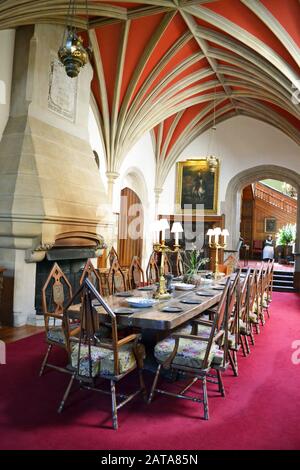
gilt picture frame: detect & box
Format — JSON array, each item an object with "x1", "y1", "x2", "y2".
[
  {"x1": 264, "y1": 217, "x2": 277, "y2": 233},
  {"x1": 175, "y1": 159, "x2": 219, "y2": 214}
]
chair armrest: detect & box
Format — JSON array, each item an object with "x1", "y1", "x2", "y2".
[
  {"x1": 117, "y1": 333, "x2": 140, "y2": 348},
  {"x1": 193, "y1": 319, "x2": 213, "y2": 327},
  {"x1": 44, "y1": 313, "x2": 63, "y2": 320},
  {"x1": 69, "y1": 326, "x2": 81, "y2": 337},
  {"x1": 213, "y1": 330, "x2": 224, "y2": 342},
  {"x1": 172, "y1": 333, "x2": 209, "y2": 342}
]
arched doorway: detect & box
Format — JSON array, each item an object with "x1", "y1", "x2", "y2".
[
  {"x1": 118, "y1": 187, "x2": 144, "y2": 267},
  {"x1": 224, "y1": 165, "x2": 300, "y2": 288},
  {"x1": 240, "y1": 181, "x2": 297, "y2": 262}
]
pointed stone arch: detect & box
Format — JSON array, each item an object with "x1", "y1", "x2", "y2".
[{"x1": 224, "y1": 165, "x2": 300, "y2": 288}]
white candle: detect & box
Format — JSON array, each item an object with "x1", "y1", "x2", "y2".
[
  {"x1": 152, "y1": 220, "x2": 161, "y2": 244},
  {"x1": 207, "y1": 229, "x2": 214, "y2": 245},
  {"x1": 221, "y1": 229, "x2": 229, "y2": 243},
  {"x1": 171, "y1": 222, "x2": 183, "y2": 246},
  {"x1": 214, "y1": 227, "x2": 222, "y2": 245}
]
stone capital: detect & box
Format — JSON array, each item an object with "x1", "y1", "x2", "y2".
[{"x1": 106, "y1": 171, "x2": 120, "y2": 183}]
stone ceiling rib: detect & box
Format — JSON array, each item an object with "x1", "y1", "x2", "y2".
[
  {"x1": 184, "y1": 4, "x2": 300, "y2": 89},
  {"x1": 89, "y1": 29, "x2": 111, "y2": 165},
  {"x1": 114, "y1": 11, "x2": 177, "y2": 153},
  {"x1": 180, "y1": 10, "x2": 238, "y2": 114},
  {"x1": 110, "y1": 20, "x2": 131, "y2": 160},
  {"x1": 198, "y1": 28, "x2": 294, "y2": 95},
  {"x1": 241, "y1": 0, "x2": 300, "y2": 68}
]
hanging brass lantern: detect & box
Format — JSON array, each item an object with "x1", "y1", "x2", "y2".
[
  {"x1": 58, "y1": 28, "x2": 89, "y2": 78},
  {"x1": 58, "y1": 0, "x2": 91, "y2": 78},
  {"x1": 206, "y1": 155, "x2": 218, "y2": 173},
  {"x1": 205, "y1": 89, "x2": 220, "y2": 173}
]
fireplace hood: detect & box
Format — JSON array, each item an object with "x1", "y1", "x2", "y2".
[{"x1": 27, "y1": 231, "x2": 106, "y2": 263}]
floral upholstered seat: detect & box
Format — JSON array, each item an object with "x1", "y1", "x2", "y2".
[
  {"x1": 195, "y1": 324, "x2": 212, "y2": 338},
  {"x1": 47, "y1": 324, "x2": 79, "y2": 345},
  {"x1": 154, "y1": 336, "x2": 219, "y2": 369},
  {"x1": 249, "y1": 312, "x2": 258, "y2": 323},
  {"x1": 174, "y1": 323, "x2": 193, "y2": 335},
  {"x1": 71, "y1": 342, "x2": 137, "y2": 377},
  {"x1": 221, "y1": 332, "x2": 237, "y2": 349},
  {"x1": 212, "y1": 349, "x2": 224, "y2": 366},
  {"x1": 46, "y1": 324, "x2": 109, "y2": 345},
  {"x1": 176, "y1": 322, "x2": 212, "y2": 338}
]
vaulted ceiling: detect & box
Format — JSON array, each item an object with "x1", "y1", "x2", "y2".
[{"x1": 1, "y1": 0, "x2": 299, "y2": 188}]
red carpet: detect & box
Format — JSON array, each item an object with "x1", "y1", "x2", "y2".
[
  {"x1": 238, "y1": 261, "x2": 294, "y2": 272},
  {"x1": 0, "y1": 292, "x2": 300, "y2": 450}
]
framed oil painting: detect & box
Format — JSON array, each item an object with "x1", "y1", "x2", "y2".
[
  {"x1": 264, "y1": 217, "x2": 276, "y2": 233},
  {"x1": 175, "y1": 159, "x2": 219, "y2": 214}
]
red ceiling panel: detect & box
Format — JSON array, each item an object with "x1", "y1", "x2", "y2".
[
  {"x1": 119, "y1": 13, "x2": 165, "y2": 104},
  {"x1": 203, "y1": 0, "x2": 299, "y2": 70},
  {"x1": 260, "y1": 0, "x2": 300, "y2": 47},
  {"x1": 95, "y1": 23, "x2": 124, "y2": 112}
]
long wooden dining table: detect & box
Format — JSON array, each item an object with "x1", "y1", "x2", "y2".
[{"x1": 69, "y1": 280, "x2": 227, "y2": 332}]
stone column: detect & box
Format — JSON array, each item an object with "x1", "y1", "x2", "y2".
[
  {"x1": 106, "y1": 171, "x2": 120, "y2": 206},
  {"x1": 154, "y1": 187, "x2": 163, "y2": 218}
]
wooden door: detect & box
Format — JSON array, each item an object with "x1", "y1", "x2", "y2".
[{"x1": 118, "y1": 187, "x2": 144, "y2": 267}]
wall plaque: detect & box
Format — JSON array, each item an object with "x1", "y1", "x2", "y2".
[{"x1": 48, "y1": 56, "x2": 77, "y2": 121}]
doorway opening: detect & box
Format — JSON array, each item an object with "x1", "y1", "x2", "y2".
[
  {"x1": 118, "y1": 187, "x2": 144, "y2": 268},
  {"x1": 240, "y1": 179, "x2": 297, "y2": 272}
]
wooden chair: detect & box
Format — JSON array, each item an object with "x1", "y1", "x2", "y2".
[
  {"x1": 106, "y1": 246, "x2": 119, "y2": 267},
  {"x1": 146, "y1": 252, "x2": 159, "y2": 284},
  {"x1": 258, "y1": 261, "x2": 270, "y2": 320},
  {"x1": 175, "y1": 251, "x2": 184, "y2": 277},
  {"x1": 108, "y1": 257, "x2": 127, "y2": 294},
  {"x1": 164, "y1": 253, "x2": 172, "y2": 275},
  {"x1": 253, "y1": 264, "x2": 265, "y2": 327},
  {"x1": 128, "y1": 256, "x2": 145, "y2": 290},
  {"x1": 206, "y1": 271, "x2": 241, "y2": 376},
  {"x1": 192, "y1": 275, "x2": 240, "y2": 376},
  {"x1": 39, "y1": 262, "x2": 80, "y2": 376},
  {"x1": 258, "y1": 260, "x2": 273, "y2": 320},
  {"x1": 148, "y1": 278, "x2": 231, "y2": 420},
  {"x1": 80, "y1": 259, "x2": 102, "y2": 294},
  {"x1": 239, "y1": 269, "x2": 258, "y2": 356},
  {"x1": 58, "y1": 279, "x2": 147, "y2": 429},
  {"x1": 267, "y1": 259, "x2": 274, "y2": 305},
  {"x1": 218, "y1": 264, "x2": 230, "y2": 276},
  {"x1": 80, "y1": 259, "x2": 111, "y2": 339}
]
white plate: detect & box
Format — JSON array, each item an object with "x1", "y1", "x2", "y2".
[
  {"x1": 172, "y1": 283, "x2": 195, "y2": 291},
  {"x1": 125, "y1": 297, "x2": 158, "y2": 308}
]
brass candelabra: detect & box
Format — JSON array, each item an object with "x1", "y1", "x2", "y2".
[
  {"x1": 152, "y1": 219, "x2": 183, "y2": 299},
  {"x1": 153, "y1": 241, "x2": 180, "y2": 300},
  {"x1": 207, "y1": 228, "x2": 229, "y2": 279}
]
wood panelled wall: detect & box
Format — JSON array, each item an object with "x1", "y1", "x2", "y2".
[
  {"x1": 240, "y1": 185, "x2": 255, "y2": 248},
  {"x1": 240, "y1": 183, "x2": 297, "y2": 254},
  {"x1": 118, "y1": 187, "x2": 143, "y2": 268}
]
